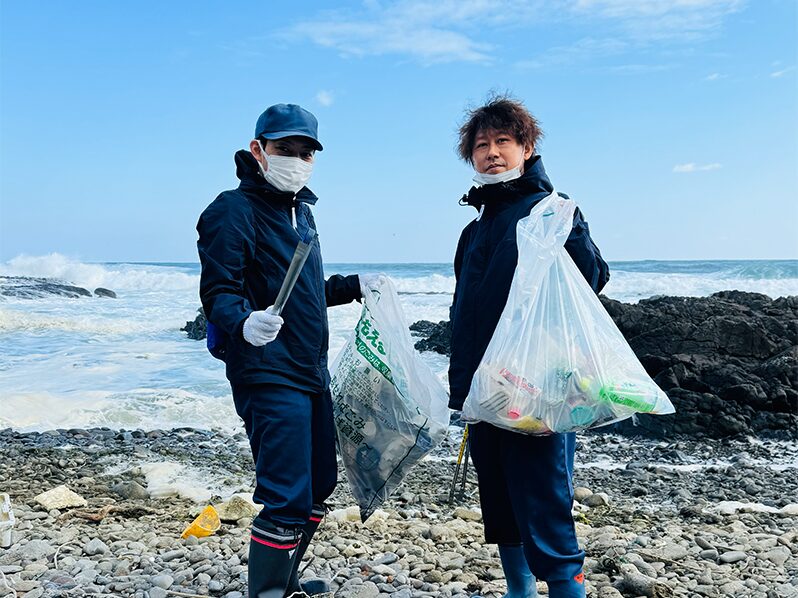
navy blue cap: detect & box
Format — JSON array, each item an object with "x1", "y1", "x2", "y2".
[{"x1": 254, "y1": 104, "x2": 323, "y2": 151}]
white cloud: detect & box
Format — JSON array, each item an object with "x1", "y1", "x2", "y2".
[
  {"x1": 284, "y1": 0, "x2": 744, "y2": 65},
  {"x1": 673, "y1": 162, "x2": 722, "y2": 173},
  {"x1": 705, "y1": 72, "x2": 727, "y2": 81},
  {"x1": 608, "y1": 63, "x2": 675, "y2": 74},
  {"x1": 516, "y1": 37, "x2": 629, "y2": 70},
  {"x1": 771, "y1": 66, "x2": 796, "y2": 78},
  {"x1": 574, "y1": 0, "x2": 742, "y2": 19},
  {"x1": 572, "y1": 0, "x2": 744, "y2": 40},
  {"x1": 284, "y1": 2, "x2": 498, "y2": 65},
  {"x1": 315, "y1": 90, "x2": 335, "y2": 107}
]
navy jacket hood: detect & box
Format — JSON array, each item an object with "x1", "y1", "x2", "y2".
[{"x1": 447, "y1": 155, "x2": 610, "y2": 410}]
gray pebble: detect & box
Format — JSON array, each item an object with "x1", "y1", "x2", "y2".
[
  {"x1": 376, "y1": 552, "x2": 400, "y2": 566},
  {"x1": 111, "y1": 481, "x2": 149, "y2": 500},
  {"x1": 151, "y1": 574, "x2": 174, "y2": 589},
  {"x1": 18, "y1": 539, "x2": 56, "y2": 561},
  {"x1": 83, "y1": 538, "x2": 109, "y2": 556},
  {"x1": 583, "y1": 492, "x2": 610, "y2": 507},
  {"x1": 719, "y1": 551, "x2": 748, "y2": 564},
  {"x1": 209, "y1": 580, "x2": 225, "y2": 592},
  {"x1": 161, "y1": 549, "x2": 185, "y2": 562},
  {"x1": 660, "y1": 543, "x2": 688, "y2": 561},
  {"x1": 695, "y1": 536, "x2": 714, "y2": 550}
]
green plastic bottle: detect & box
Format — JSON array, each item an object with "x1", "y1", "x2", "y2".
[{"x1": 597, "y1": 383, "x2": 657, "y2": 413}]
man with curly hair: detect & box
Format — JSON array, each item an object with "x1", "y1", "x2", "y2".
[{"x1": 448, "y1": 95, "x2": 610, "y2": 598}]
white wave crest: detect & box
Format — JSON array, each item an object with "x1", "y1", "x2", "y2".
[
  {"x1": 603, "y1": 271, "x2": 798, "y2": 303},
  {"x1": 1, "y1": 254, "x2": 198, "y2": 292},
  {"x1": 392, "y1": 274, "x2": 455, "y2": 295},
  {"x1": 0, "y1": 388, "x2": 238, "y2": 433},
  {"x1": 0, "y1": 308, "x2": 169, "y2": 334}
]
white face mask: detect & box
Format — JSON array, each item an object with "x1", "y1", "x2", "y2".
[
  {"x1": 472, "y1": 165, "x2": 522, "y2": 186},
  {"x1": 257, "y1": 141, "x2": 314, "y2": 193},
  {"x1": 472, "y1": 153, "x2": 525, "y2": 186}
]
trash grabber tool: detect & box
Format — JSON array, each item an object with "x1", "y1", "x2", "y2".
[{"x1": 448, "y1": 424, "x2": 469, "y2": 504}]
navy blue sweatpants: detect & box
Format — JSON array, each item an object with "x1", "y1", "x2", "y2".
[
  {"x1": 469, "y1": 423, "x2": 584, "y2": 582},
  {"x1": 231, "y1": 384, "x2": 338, "y2": 527}
]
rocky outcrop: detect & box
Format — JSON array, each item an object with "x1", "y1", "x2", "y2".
[
  {"x1": 94, "y1": 287, "x2": 117, "y2": 298},
  {"x1": 0, "y1": 276, "x2": 93, "y2": 299},
  {"x1": 410, "y1": 320, "x2": 450, "y2": 354},
  {"x1": 181, "y1": 308, "x2": 207, "y2": 340},
  {"x1": 411, "y1": 291, "x2": 798, "y2": 439},
  {"x1": 410, "y1": 320, "x2": 451, "y2": 355}
]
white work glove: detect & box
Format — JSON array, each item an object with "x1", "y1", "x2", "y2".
[
  {"x1": 359, "y1": 273, "x2": 387, "y2": 297},
  {"x1": 242, "y1": 307, "x2": 283, "y2": 347}
]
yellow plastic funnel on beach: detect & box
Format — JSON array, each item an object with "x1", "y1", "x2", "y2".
[{"x1": 181, "y1": 505, "x2": 221, "y2": 539}]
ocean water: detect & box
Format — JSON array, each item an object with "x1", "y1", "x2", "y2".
[{"x1": 1, "y1": 253, "x2": 796, "y2": 433}]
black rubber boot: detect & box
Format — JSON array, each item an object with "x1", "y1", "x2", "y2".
[
  {"x1": 247, "y1": 517, "x2": 301, "y2": 598},
  {"x1": 285, "y1": 505, "x2": 329, "y2": 597}
]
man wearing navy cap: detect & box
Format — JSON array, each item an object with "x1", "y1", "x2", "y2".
[{"x1": 197, "y1": 104, "x2": 383, "y2": 598}]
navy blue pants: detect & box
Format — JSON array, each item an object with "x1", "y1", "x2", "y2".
[
  {"x1": 469, "y1": 423, "x2": 584, "y2": 582},
  {"x1": 231, "y1": 384, "x2": 338, "y2": 527}
]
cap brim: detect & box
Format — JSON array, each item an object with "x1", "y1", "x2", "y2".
[{"x1": 261, "y1": 130, "x2": 323, "y2": 151}]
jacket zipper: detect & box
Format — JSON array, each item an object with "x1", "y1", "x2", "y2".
[{"x1": 294, "y1": 202, "x2": 326, "y2": 370}]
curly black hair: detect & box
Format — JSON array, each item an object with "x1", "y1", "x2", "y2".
[{"x1": 457, "y1": 93, "x2": 544, "y2": 164}]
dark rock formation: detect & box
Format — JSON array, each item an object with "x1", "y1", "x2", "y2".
[
  {"x1": 410, "y1": 320, "x2": 451, "y2": 355},
  {"x1": 182, "y1": 308, "x2": 207, "y2": 340},
  {"x1": 0, "y1": 276, "x2": 93, "y2": 299},
  {"x1": 412, "y1": 291, "x2": 798, "y2": 439},
  {"x1": 94, "y1": 287, "x2": 117, "y2": 298}
]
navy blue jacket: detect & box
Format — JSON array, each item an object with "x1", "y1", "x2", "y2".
[
  {"x1": 197, "y1": 150, "x2": 360, "y2": 391},
  {"x1": 448, "y1": 156, "x2": 610, "y2": 410}
]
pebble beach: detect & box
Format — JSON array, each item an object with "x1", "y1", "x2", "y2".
[{"x1": 1, "y1": 426, "x2": 796, "y2": 598}]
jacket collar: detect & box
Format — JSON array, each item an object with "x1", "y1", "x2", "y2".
[
  {"x1": 234, "y1": 149, "x2": 319, "y2": 205},
  {"x1": 460, "y1": 155, "x2": 553, "y2": 210}
]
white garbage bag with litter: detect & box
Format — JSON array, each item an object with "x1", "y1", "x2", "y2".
[
  {"x1": 462, "y1": 190, "x2": 675, "y2": 435},
  {"x1": 330, "y1": 278, "x2": 449, "y2": 521}
]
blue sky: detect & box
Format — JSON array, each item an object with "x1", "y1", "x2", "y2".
[{"x1": 1, "y1": 0, "x2": 796, "y2": 263}]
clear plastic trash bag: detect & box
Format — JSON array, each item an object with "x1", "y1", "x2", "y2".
[
  {"x1": 462, "y1": 190, "x2": 675, "y2": 435},
  {"x1": 330, "y1": 278, "x2": 450, "y2": 521}
]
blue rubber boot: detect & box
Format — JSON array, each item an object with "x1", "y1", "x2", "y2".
[
  {"x1": 547, "y1": 573, "x2": 586, "y2": 598},
  {"x1": 498, "y1": 544, "x2": 537, "y2": 598}
]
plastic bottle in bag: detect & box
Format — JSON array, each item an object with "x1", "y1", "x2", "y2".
[
  {"x1": 596, "y1": 382, "x2": 659, "y2": 413},
  {"x1": 330, "y1": 279, "x2": 449, "y2": 521}
]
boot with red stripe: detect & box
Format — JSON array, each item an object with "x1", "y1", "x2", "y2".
[
  {"x1": 247, "y1": 517, "x2": 301, "y2": 598},
  {"x1": 284, "y1": 505, "x2": 331, "y2": 597}
]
